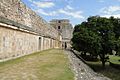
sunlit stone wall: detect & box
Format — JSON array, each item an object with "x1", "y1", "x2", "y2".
[
  {"x1": 0, "y1": 0, "x2": 61, "y2": 62},
  {"x1": 0, "y1": 0, "x2": 59, "y2": 39}
]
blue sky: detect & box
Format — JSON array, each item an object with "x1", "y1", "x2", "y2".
[{"x1": 22, "y1": 0, "x2": 120, "y2": 27}]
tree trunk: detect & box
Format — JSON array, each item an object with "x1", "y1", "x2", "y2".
[
  {"x1": 101, "y1": 53, "x2": 106, "y2": 68},
  {"x1": 99, "y1": 53, "x2": 106, "y2": 68},
  {"x1": 102, "y1": 60, "x2": 105, "y2": 68}
]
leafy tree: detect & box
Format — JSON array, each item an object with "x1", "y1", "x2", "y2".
[
  {"x1": 110, "y1": 17, "x2": 120, "y2": 55},
  {"x1": 72, "y1": 16, "x2": 119, "y2": 67}
]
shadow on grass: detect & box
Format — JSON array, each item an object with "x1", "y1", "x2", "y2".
[{"x1": 86, "y1": 61, "x2": 120, "y2": 80}]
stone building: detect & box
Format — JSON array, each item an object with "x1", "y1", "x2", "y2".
[
  {"x1": 0, "y1": 0, "x2": 62, "y2": 62},
  {"x1": 50, "y1": 19, "x2": 73, "y2": 49}
]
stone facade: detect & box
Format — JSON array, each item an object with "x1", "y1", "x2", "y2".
[
  {"x1": 0, "y1": 22, "x2": 59, "y2": 62},
  {"x1": 0, "y1": 0, "x2": 59, "y2": 39},
  {"x1": 0, "y1": 0, "x2": 61, "y2": 62},
  {"x1": 50, "y1": 19, "x2": 73, "y2": 49},
  {"x1": 0, "y1": 24, "x2": 38, "y2": 61}
]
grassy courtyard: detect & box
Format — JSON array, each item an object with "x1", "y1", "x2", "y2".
[{"x1": 0, "y1": 49, "x2": 74, "y2": 80}]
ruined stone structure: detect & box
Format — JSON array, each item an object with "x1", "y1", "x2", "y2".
[
  {"x1": 50, "y1": 19, "x2": 73, "y2": 49},
  {"x1": 0, "y1": 0, "x2": 62, "y2": 62}
]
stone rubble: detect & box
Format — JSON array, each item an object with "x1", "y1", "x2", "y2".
[{"x1": 65, "y1": 50, "x2": 111, "y2": 80}]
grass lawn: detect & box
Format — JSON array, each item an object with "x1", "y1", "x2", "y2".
[
  {"x1": 0, "y1": 49, "x2": 74, "y2": 80},
  {"x1": 86, "y1": 61, "x2": 120, "y2": 80},
  {"x1": 109, "y1": 55, "x2": 120, "y2": 64}
]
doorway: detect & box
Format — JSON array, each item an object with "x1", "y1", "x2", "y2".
[{"x1": 39, "y1": 37, "x2": 41, "y2": 50}]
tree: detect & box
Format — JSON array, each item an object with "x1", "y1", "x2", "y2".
[
  {"x1": 72, "y1": 16, "x2": 118, "y2": 67},
  {"x1": 110, "y1": 17, "x2": 120, "y2": 55}
]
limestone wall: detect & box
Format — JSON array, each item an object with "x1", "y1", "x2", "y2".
[
  {"x1": 0, "y1": 23, "x2": 60, "y2": 62},
  {"x1": 0, "y1": 24, "x2": 38, "y2": 61},
  {"x1": 50, "y1": 19, "x2": 73, "y2": 40},
  {"x1": 50, "y1": 19, "x2": 73, "y2": 49},
  {"x1": 0, "y1": 0, "x2": 59, "y2": 39},
  {"x1": 0, "y1": 0, "x2": 61, "y2": 62}
]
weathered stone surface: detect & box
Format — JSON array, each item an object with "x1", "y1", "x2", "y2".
[
  {"x1": 50, "y1": 19, "x2": 73, "y2": 48},
  {"x1": 0, "y1": 0, "x2": 59, "y2": 39},
  {"x1": 65, "y1": 50, "x2": 111, "y2": 80},
  {"x1": 0, "y1": 24, "x2": 59, "y2": 61},
  {"x1": 0, "y1": 0, "x2": 61, "y2": 61},
  {"x1": 0, "y1": 25, "x2": 37, "y2": 61}
]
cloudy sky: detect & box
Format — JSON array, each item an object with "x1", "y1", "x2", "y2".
[{"x1": 22, "y1": 0, "x2": 120, "y2": 27}]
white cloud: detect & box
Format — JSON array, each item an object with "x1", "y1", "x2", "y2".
[
  {"x1": 28, "y1": 0, "x2": 55, "y2": 8},
  {"x1": 34, "y1": 5, "x2": 84, "y2": 19},
  {"x1": 100, "y1": 6, "x2": 120, "y2": 14},
  {"x1": 63, "y1": 0, "x2": 74, "y2": 5},
  {"x1": 65, "y1": 5, "x2": 73, "y2": 10},
  {"x1": 35, "y1": 9, "x2": 58, "y2": 16},
  {"x1": 35, "y1": 9, "x2": 49, "y2": 16},
  {"x1": 98, "y1": 0, "x2": 120, "y2": 3},
  {"x1": 58, "y1": 5, "x2": 84, "y2": 19},
  {"x1": 58, "y1": 9, "x2": 84, "y2": 18},
  {"x1": 28, "y1": 0, "x2": 32, "y2": 2},
  {"x1": 34, "y1": 2, "x2": 55, "y2": 8},
  {"x1": 98, "y1": 0, "x2": 105, "y2": 3},
  {"x1": 99, "y1": 5, "x2": 120, "y2": 18},
  {"x1": 101, "y1": 14, "x2": 120, "y2": 18},
  {"x1": 28, "y1": 0, "x2": 84, "y2": 19}
]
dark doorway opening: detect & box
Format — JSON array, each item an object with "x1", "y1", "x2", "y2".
[
  {"x1": 65, "y1": 42, "x2": 67, "y2": 49},
  {"x1": 39, "y1": 37, "x2": 41, "y2": 50},
  {"x1": 58, "y1": 26, "x2": 60, "y2": 29}
]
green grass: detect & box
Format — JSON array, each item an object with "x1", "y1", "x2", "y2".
[
  {"x1": 0, "y1": 49, "x2": 74, "y2": 80},
  {"x1": 86, "y1": 60, "x2": 120, "y2": 80},
  {"x1": 109, "y1": 55, "x2": 120, "y2": 64}
]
